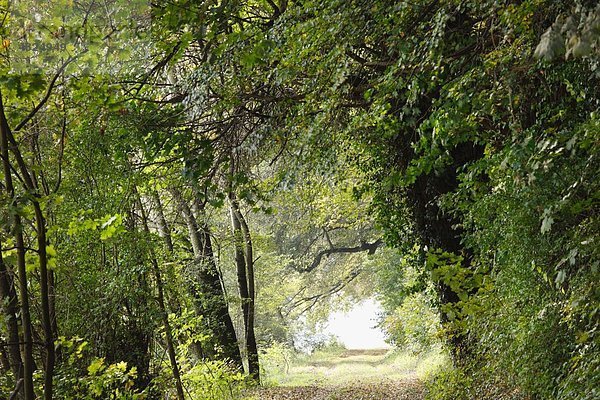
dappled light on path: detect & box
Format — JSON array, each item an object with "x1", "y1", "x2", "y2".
[{"x1": 252, "y1": 348, "x2": 438, "y2": 399}]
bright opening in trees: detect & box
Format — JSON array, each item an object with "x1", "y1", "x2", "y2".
[{"x1": 0, "y1": 1, "x2": 598, "y2": 400}]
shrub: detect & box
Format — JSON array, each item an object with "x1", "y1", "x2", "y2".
[
  {"x1": 182, "y1": 359, "x2": 247, "y2": 400},
  {"x1": 260, "y1": 342, "x2": 296, "y2": 385},
  {"x1": 54, "y1": 337, "x2": 145, "y2": 400},
  {"x1": 381, "y1": 292, "x2": 440, "y2": 354}
]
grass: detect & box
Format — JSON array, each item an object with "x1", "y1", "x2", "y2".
[{"x1": 260, "y1": 345, "x2": 448, "y2": 387}]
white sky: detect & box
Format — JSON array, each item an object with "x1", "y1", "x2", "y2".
[{"x1": 323, "y1": 298, "x2": 390, "y2": 349}]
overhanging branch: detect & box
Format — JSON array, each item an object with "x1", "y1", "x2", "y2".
[
  {"x1": 285, "y1": 268, "x2": 363, "y2": 316},
  {"x1": 299, "y1": 238, "x2": 383, "y2": 273},
  {"x1": 14, "y1": 55, "x2": 77, "y2": 132}
]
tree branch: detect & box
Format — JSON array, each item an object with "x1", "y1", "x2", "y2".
[
  {"x1": 299, "y1": 238, "x2": 383, "y2": 273},
  {"x1": 14, "y1": 55, "x2": 76, "y2": 132},
  {"x1": 9, "y1": 379, "x2": 23, "y2": 400},
  {"x1": 288, "y1": 268, "x2": 363, "y2": 316}
]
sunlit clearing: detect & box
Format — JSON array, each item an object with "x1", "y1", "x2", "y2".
[{"x1": 324, "y1": 298, "x2": 391, "y2": 349}]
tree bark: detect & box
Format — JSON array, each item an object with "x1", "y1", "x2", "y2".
[
  {"x1": 48, "y1": 269, "x2": 58, "y2": 358},
  {"x1": 149, "y1": 190, "x2": 174, "y2": 253},
  {"x1": 229, "y1": 194, "x2": 259, "y2": 380},
  {"x1": 0, "y1": 91, "x2": 35, "y2": 400},
  {"x1": 137, "y1": 192, "x2": 186, "y2": 400},
  {"x1": 299, "y1": 239, "x2": 383, "y2": 273},
  {"x1": 33, "y1": 202, "x2": 55, "y2": 400},
  {"x1": 171, "y1": 188, "x2": 243, "y2": 367},
  {"x1": 172, "y1": 188, "x2": 203, "y2": 256},
  {"x1": 0, "y1": 247, "x2": 23, "y2": 393},
  {"x1": 404, "y1": 142, "x2": 483, "y2": 364}
]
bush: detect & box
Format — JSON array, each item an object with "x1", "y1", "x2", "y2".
[
  {"x1": 426, "y1": 367, "x2": 474, "y2": 400},
  {"x1": 182, "y1": 359, "x2": 247, "y2": 400},
  {"x1": 54, "y1": 337, "x2": 145, "y2": 400},
  {"x1": 260, "y1": 342, "x2": 296, "y2": 385},
  {"x1": 381, "y1": 292, "x2": 440, "y2": 354},
  {"x1": 426, "y1": 363, "x2": 530, "y2": 400}
]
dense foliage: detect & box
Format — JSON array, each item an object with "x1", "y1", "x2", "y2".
[{"x1": 0, "y1": 1, "x2": 598, "y2": 399}]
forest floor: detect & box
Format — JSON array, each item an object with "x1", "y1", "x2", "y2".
[
  {"x1": 248, "y1": 348, "x2": 442, "y2": 399},
  {"x1": 252, "y1": 378, "x2": 425, "y2": 400}
]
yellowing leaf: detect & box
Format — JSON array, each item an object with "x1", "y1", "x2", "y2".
[{"x1": 87, "y1": 358, "x2": 105, "y2": 375}]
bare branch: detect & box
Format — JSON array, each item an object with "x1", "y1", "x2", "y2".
[
  {"x1": 290, "y1": 268, "x2": 363, "y2": 316},
  {"x1": 299, "y1": 238, "x2": 383, "y2": 273}
]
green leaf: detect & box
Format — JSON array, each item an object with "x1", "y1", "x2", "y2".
[
  {"x1": 46, "y1": 244, "x2": 57, "y2": 258},
  {"x1": 555, "y1": 269, "x2": 566, "y2": 286},
  {"x1": 87, "y1": 358, "x2": 105, "y2": 375},
  {"x1": 541, "y1": 212, "x2": 554, "y2": 234}
]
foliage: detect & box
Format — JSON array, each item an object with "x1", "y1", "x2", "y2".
[
  {"x1": 375, "y1": 247, "x2": 441, "y2": 353},
  {"x1": 181, "y1": 360, "x2": 247, "y2": 400},
  {"x1": 426, "y1": 367, "x2": 476, "y2": 400},
  {"x1": 241, "y1": 0, "x2": 598, "y2": 398},
  {"x1": 381, "y1": 292, "x2": 439, "y2": 353},
  {"x1": 53, "y1": 337, "x2": 145, "y2": 400},
  {"x1": 1, "y1": 0, "x2": 599, "y2": 399},
  {"x1": 534, "y1": 2, "x2": 600, "y2": 61},
  {"x1": 259, "y1": 342, "x2": 296, "y2": 386}
]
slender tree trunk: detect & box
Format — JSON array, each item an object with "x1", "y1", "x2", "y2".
[
  {"x1": 13, "y1": 214, "x2": 35, "y2": 400},
  {"x1": 0, "y1": 92, "x2": 35, "y2": 400},
  {"x1": 137, "y1": 193, "x2": 186, "y2": 400},
  {"x1": 48, "y1": 270, "x2": 59, "y2": 358},
  {"x1": 33, "y1": 202, "x2": 55, "y2": 400},
  {"x1": 194, "y1": 200, "x2": 242, "y2": 367},
  {"x1": 0, "y1": 247, "x2": 23, "y2": 393},
  {"x1": 172, "y1": 189, "x2": 202, "y2": 256},
  {"x1": 171, "y1": 188, "x2": 243, "y2": 367},
  {"x1": 229, "y1": 194, "x2": 259, "y2": 380},
  {"x1": 151, "y1": 252, "x2": 186, "y2": 400},
  {"x1": 171, "y1": 189, "x2": 206, "y2": 359},
  {"x1": 229, "y1": 202, "x2": 249, "y2": 365},
  {"x1": 235, "y1": 206, "x2": 259, "y2": 380},
  {"x1": 149, "y1": 190, "x2": 174, "y2": 253}
]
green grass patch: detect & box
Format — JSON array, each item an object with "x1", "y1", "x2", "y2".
[{"x1": 260, "y1": 344, "x2": 448, "y2": 387}]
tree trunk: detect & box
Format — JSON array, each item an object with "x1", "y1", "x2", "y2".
[
  {"x1": 149, "y1": 190, "x2": 174, "y2": 253},
  {"x1": 33, "y1": 202, "x2": 56, "y2": 400},
  {"x1": 49, "y1": 270, "x2": 59, "y2": 360},
  {"x1": 172, "y1": 188, "x2": 203, "y2": 256},
  {"x1": 0, "y1": 91, "x2": 35, "y2": 400},
  {"x1": 171, "y1": 188, "x2": 243, "y2": 367},
  {"x1": 195, "y1": 202, "x2": 242, "y2": 367},
  {"x1": 229, "y1": 194, "x2": 259, "y2": 380},
  {"x1": 137, "y1": 192, "x2": 186, "y2": 400},
  {"x1": 0, "y1": 247, "x2": 23, "y2": 394},
  {"x1": 13, "y1": 214, "x2": 35, "y2": 400},
  {"x1": 405, "y1": 142, "x2": 483, "y2": 364}
]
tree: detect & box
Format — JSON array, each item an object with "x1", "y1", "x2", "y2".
[
  {"x1": 0, "y1": 1, "x2": 597, "y2": 398},
  {"x1": 170, "y1": 186, "x2": 242, "y2": 366}
]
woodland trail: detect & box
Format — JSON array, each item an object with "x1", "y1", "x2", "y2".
[
  {"x1": 253, "y1": 378, "x2": 425, "y2": 400},
  {"x1": 251, "y1": 349, "x2": 426, "y2": 400}
]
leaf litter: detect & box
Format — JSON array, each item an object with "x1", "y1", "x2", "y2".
[{"x1": 250, "y1": 377, "x2": 425, "y2": 400}]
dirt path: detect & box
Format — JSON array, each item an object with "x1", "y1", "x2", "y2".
[
  {"x1": 251, "y1": 348, "x2": 428, "y2": 399},
  {"x1": 252, "y1": 378, "x2": 425, "y2": 400}
]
